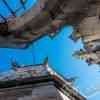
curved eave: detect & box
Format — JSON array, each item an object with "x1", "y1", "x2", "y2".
[{"x1": 0, "y1": 0, "x2": 100, "y2": 48}]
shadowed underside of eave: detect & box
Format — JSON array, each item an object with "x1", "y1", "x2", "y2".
[
  {"x1": 0, "y1": 0, "x2": 99, "y2": 48},
  {"x1": 0, "y1": 74, "x2": 86, "y2": 100}
]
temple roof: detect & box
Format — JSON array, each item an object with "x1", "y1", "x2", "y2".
[
  {"x1": 0, "y1": 62, "x2": 86, "y2": 100},
  {"x1": 0, "y1": 0, "x2": 100, "y2": 48}
]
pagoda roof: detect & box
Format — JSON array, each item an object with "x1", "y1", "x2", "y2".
[
  {"x1": 0, "y1": 0, "x2": 100, "y2": 48},
  {"x1": 0, "y1": 62, "x2": 86, "y2": 100}
]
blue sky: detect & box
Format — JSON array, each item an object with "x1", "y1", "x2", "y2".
[
  {"x1": 0, "y1": 25, "x2": 100, "y2": 99},
  {"x1": 0, "y1": 0, "x2": 100, "y2": 99},
  {"x1": 34, "y1": 26, "x2": 100, "y2": 100}
]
